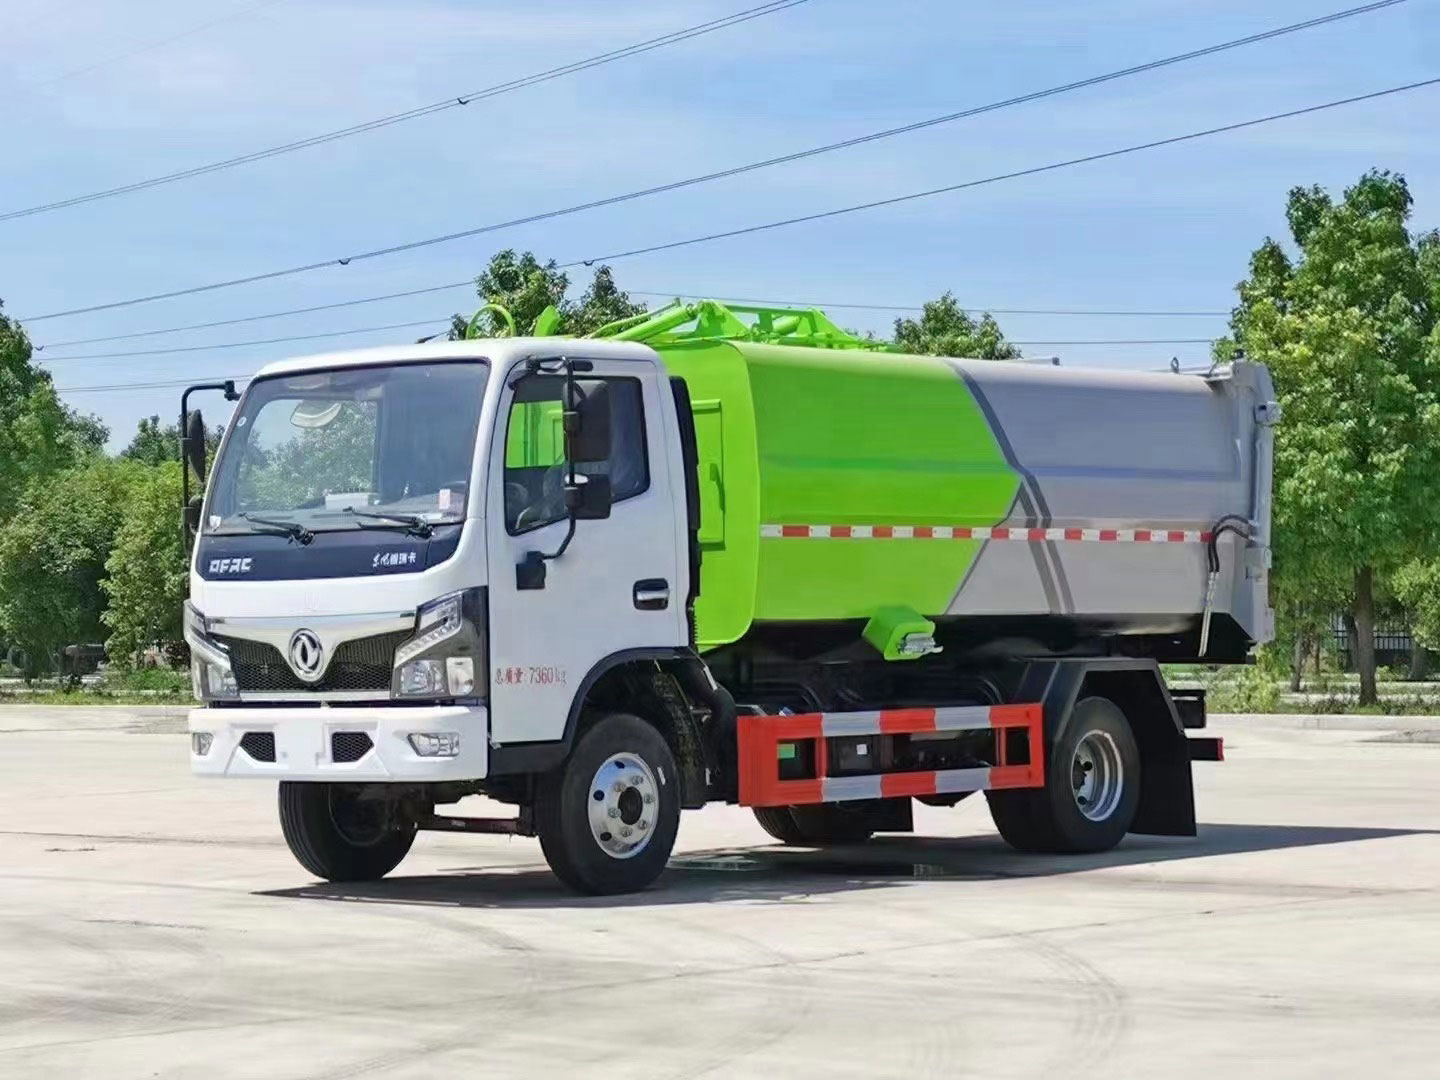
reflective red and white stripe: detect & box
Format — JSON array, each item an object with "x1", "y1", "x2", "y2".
[
  {"x1": 737, "y1": 703, "x2": 1045, "y2": 808},
  {"x1": 760, "y1": 523, "x2": 1213, "y2": 543}
]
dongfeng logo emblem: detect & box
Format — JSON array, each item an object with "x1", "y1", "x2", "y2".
[{"x1": 287, "y1": 629, "x2": 325, "y2": 682}]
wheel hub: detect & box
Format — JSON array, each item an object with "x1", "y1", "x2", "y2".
[
  {"x1": 588, "y1": 754, "x2": 659, "y2": 859},
  {"x1": 1071, "y1": 730, "x2": 1123, "y2": 822},
  {"x1": 327, "y1": 787, "x2": 392, "y2": 846}
]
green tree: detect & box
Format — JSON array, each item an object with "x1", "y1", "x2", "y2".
[
  {"x1": 1394, "y1": 559, "x2": 1440, "y2": 664},
  {"x1": 450, "y1": 250, "x2": 646, "y2": 339},
  {"x1": 102, "y1": 464, "x2": 186, "y2": 663},
  {"x1": 0, "y1": 459, "x2": 143, "y2": 674},
  {"x1": 120, "y1": 414, "x2": 222, "y2": 466},
  {"x1": 1217, "y1": 171, "x2": 1440, "y2": 705},
  {"x1": 570, "y1": 265, "x2": 646, "y2": 335},
  {"x1": 892, "y1": 292, "x2": 1019, "y2": 359},
  {"x1": 0, "y1": 303, "x2": 108, "y2": 522}
]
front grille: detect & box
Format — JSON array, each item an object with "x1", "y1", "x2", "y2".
[
  {"x1": 215, "y1": 630, "x2": 409, "y2": 693},
  {"x1": 331, "y1": 731, "x2": 373, "y2": 763},
  {"x1": 239, "y1": 731, "x2": 276, "y2": 762}
]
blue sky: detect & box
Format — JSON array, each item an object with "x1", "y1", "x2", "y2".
[{"x1": 3, "y1": 0, "x2": 1437, "y2": 448}]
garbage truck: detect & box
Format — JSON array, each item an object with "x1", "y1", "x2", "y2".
[{"x1": 181, "y1": 300, "x2": 1276, "y2": 894}]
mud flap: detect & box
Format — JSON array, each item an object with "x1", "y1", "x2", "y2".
[{"x1": 1016, "y1": 658, "x2": 1198, "y2": 838}]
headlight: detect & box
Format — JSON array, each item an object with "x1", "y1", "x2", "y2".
[
  {"x1": 184, "y1": 602, "x2": 238, "y2": 700},
  {"x1": 392, "y1": 590, "x2": 486, "y2": 700},
  {"x1": 394, "y1": 593, "x2": 463, "y2": 668}
]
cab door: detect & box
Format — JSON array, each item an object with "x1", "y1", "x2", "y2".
[{"x1": 484, "y1": 356, "x2": 688, "y2": 747}]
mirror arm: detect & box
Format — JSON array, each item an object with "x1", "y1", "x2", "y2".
[
  {"x1": 179, "y1": 379, "x2": 238, "y2": 548},
  {"x1": 512, "y1": 355, "x2": 598, "y2": 591}
]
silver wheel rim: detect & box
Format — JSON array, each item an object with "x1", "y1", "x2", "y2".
[
  {"x1": 587, "y1": 753, "x2": 660, "y2": 860},
  {"x1": 1071, "y1": 730, "x2": 1124, "y2": 822}
]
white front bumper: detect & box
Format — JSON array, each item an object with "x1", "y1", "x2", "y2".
[{"x1": 189, "y1": 704, "x2": 488, "y2": 781}]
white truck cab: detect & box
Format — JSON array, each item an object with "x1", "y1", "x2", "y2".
[{"x1": 186, "y1": 338, "x2": 698, "y2": 891}]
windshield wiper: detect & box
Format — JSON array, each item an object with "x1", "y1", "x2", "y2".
[
  {"x1": 238, "y1": 512, "x2": 314, "y2": 545},
  {"x1": 342, "y1": 507, "x2": 433, "y2": 539}
]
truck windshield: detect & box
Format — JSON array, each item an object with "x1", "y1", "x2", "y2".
[{"x1": 206, "y1": 360, "x2": 487, "y2": 534}]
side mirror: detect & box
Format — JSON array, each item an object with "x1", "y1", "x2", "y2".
[
  {"x1": 565, "y1": 473, "x2": 612, "y2": 520},
  {"x1": 182, "y1": 495, "x2": 203, "y2": 539},
  {"x1": 185, "y1": 409, "x2": 207, "y2": 484},
  {"x1": 564, "y1": 381, "x2": 611, "y2": 464}
]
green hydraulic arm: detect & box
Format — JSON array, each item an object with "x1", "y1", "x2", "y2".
[{"x1": 462, "y1": 298, "x2": 894, "y2": 352}]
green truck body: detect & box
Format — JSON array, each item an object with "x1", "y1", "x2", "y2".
[{"x1": 661, "y1": 340, "x2": 1018, "y2": 648}]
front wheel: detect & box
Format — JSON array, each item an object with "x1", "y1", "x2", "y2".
[
  {"x1": 535, "y1": 713, "x2": 681, "y2": 895},
  {"x1": 986, "y1": 696, "x2": 1140, "y2": 854},
  {"x1": 278, "y1": 782, "x2": 416, "y2": 881}
]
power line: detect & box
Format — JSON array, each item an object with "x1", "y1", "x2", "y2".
[
  {"x1": 629, "y1": 292, "x2": 1230, "y2": 317},
  {"x1": 559, "y1": 78, "x2": 1440, "y2": 270},
  {"x1": 31, "y1": 287, "x2": 1229, "y2": 352},
  {"x1": 19, "y1": 0, "x2": 1406, "y2": 323},
  {"x1": 38, "y1": 317, "x2": 453, "y2": 361},
  {"x1": 11, "y1": 4, "x2": 1405, "y2": 328},
  {"x1": 52, "y1": 327, "x2": 1224, "y2": 393},
  {"x1": 29, "y1": 81, "x2": 1438, "y2": 366},
  {"x1": 35, "y1": 281, "x2": 479, "y2": 349},
  {"x1": 0, "y1": 0, "x2": 809, "y2": 224},
  {"x1": 56, "y1": 375, "x2": 252, "y2": 394},
  {"x1": 20, "y1": 0, "x2": 290, "y2": 92},
  {"x1": 37, "y1": 316, "x2": 1218, "y2": 364}
]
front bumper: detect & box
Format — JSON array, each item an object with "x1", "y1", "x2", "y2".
[{"x1": 189, "y1": 704, "x2": 488, "y2": 781}]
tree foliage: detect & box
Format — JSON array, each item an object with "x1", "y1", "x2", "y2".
[
  {"x1": 234, "y1": 402, "x2": 376, "y2": 510},
  {"x1": 892, "y1": 293, "x2": 1019, "y2": 359},
  {"x1": 450, "y1": 250, "x2": 646, "y2": 339},
  {"x1": 102, "y1": 464, "x2": 186, "y2": 663},
  {"x1": 1217, "y1": 171, "x2": 1440, "y2": 703},
  {"x1": 1395, "y1": 559, "x2": 1440, "y2": 654},
  {"x1": 0, "y1": 459, "x2": 143, "y2": 672},
  {"x1": 0, "y1": 303, "x2": 107, "y2": 522}
]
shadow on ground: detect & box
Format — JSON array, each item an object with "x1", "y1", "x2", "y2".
[{"x1": 257, "y1": 821, "x2": 1431, "y2": 911}]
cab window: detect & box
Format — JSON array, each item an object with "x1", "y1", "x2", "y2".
[{"x1": 504, "y1": 376, "x2": 648, "y2": 533}]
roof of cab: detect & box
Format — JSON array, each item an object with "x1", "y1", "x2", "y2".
[{"x1": 253, "y1": 336, "x2": 661, "y2": 379}]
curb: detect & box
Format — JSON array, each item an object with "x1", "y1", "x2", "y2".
[{"x1": 1213, "y1": 712, "x2": 1440, "y2": 732}]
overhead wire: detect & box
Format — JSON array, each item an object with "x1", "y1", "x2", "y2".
[
  {"x1": 19, "y1": 0, "x2": 291, "y2": 92},
  {"x1": 16, "y1": 1, "x2": 1415, "y2": 323},
  {"x1": 39, "y1": 317, "x2": 454, "y2": 361},
  {"x1": 0, "y1": 0, "x2": 809, "y2": 223},
  {"x1": 36, "y1": 321, "x2": 1219, "y2": 363},
  {"x1": 554, "y1": 78, "x2": 1440, "y2": 271},
  {"x1": 32, "y1": 288, "x2": 1229, "y2": 352},
  {"x1": 33, "y1": 77, "x2": 1438, "y2": 369}
]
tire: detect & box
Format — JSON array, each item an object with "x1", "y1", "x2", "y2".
[
  {"x1": 278, "y1": 781, "x2": 416, "y2": 882},
  {"x1": 535, "y1": 713, "x2": 681, "y2": 895},
  {"x1": 752, "y1": 804, "x2": 874, "y2": 846},
  {"x1": 986, "y1": 695, "x2": 1140, "y2": 854},
  {"x1": 752, "y1": 806, "x2": 810, "y2": 844}
]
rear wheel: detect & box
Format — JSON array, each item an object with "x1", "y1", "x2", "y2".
[
  {"x1": 278, "y1": 782, "x2": 416, "y2": 881},
  {"x1": 986, "y1": 695, "x2": 1140, "y2": 853},
  {"x1": 536, "y1": 713, "x2": 681, "y2": 895},
  {"x1": 752, "y1": 806, "x2": 810, "y2": 844},
  {"x1": 752, "y1": 804, "x2": 875, "y2": 846}
]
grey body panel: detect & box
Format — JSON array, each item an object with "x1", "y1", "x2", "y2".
[{"x1": 945, "y1": 359, "x2": 1275, "y2": 646}]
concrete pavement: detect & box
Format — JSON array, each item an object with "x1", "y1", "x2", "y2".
[{"x1": 1, "y1": 707, "x2": 1437, "y2": 1078}]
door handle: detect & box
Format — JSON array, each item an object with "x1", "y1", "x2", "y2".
[{"x1": 633, "y1": 578, "x2": 670, "y2": 611}]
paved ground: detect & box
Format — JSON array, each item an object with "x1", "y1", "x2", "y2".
[{"x1": 1, "y1": 707, "x2": 1438, "y2": 1079}]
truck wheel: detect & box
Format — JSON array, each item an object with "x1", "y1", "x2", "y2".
[
  {"x1": 278, "y1": 782, "x2": 416, "y2": 882},
  {"x1": 752, "y1": 806, "x2": 810, "y2": 844},
  {"x1": 986, "y1": 696, "x2": 1139, "y2": 854},
  {"x1": 535, "y1": 713, "x2": 681, "y2": 895},
  {"x1": 752, "y1": 804, "x2": 874, "y2": 845}
]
